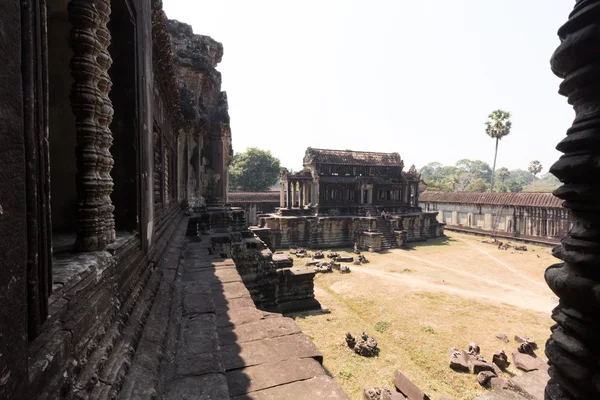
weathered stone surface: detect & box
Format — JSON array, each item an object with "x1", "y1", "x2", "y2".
[
  {"x1": 336, "y1": 256, "x2": 354, "y2": 263},
  {"x1": 213, "y1": 295, "x2": 257, "y2": 312},
  {"x1": 226, "y1": 358, "x2": 326, "y2": 396},
  {"x1": 493, "y1": 350, "x2": 510, "y2": 370},
  {"x1": 218, "y1": 316, "x2": 301, "y2": 345},
  {"x1": 511, "y1": 352, "x2": 548, "y2": 372},
  {"x1": 176, "y1": 351, "x2": 224, "y2": 377},
  {"x1": 489, "y1": 377, "x2": 508, "y2": 390},
  {"x1": 222, "y1": 332, "x2": 322, "y2": 370},
  {"x1": 211, "y1": 281, "x2": 252, "y2": 300},
  {"x1": 477, "y1": 371, "x2": 497, "y2": 387},
  {"x1": 182, "y1": 291, "x2": 215, "y2": 316},
  {"x1": 496, "y1": 334, "x2": 510, "y2": 343},
  {"x1": 184, "y1": 266, "x2": 242, "y2": 283},
  {"x1": 473, "y1": 390, "x2": 528, "y2": 400},
  {"x1": 231, "y1": 375, "x2": 348, "y2": 400},
  {"x1": 215, "y1": 306, "x2": 277, "y2": 328},
  {"x1": 508, "y1": 370, "x2": 549, "y2": 400},
  {"x1": 164, "y1": 374, "x2": 229, "y2": 400},
  {"x1": 393, "y1": 370, "x2": 430, "y2": 400},
  {"x1": 448, "y1": 348, "x2": 469, "y2": 372},
  {"x1": 178, "y1": 313, "x2": 219, "y2": 357}
]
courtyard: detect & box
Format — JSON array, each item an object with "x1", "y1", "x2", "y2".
[{"x1": 290, "y1": 231, "x2": 557, "y2": 399}]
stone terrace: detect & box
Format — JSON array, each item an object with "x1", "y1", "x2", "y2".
[{"x1": 127, "y1": 217, "x2": 348, "y2": 399}]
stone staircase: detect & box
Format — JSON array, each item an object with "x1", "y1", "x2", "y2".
[
  {"x1": 152, "y1": 228, "x2": 348, "y2": 399},
  {"x1": 376, "y1": 217, "x2": 398, "y2": 250}
]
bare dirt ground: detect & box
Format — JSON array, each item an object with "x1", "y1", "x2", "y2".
[{"x1": 290, "y1": 232, "x2": 558, "y2": 400}]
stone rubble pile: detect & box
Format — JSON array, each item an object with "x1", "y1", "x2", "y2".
[
  {"x1": 448, "y1": 334, "x2": 549, "y2": 394},
  {"x1": 345, "y1": 332, "x2": 379, "y2": 357}
]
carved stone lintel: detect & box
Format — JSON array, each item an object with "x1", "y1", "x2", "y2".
[
  {"x1": 546, "y1": 1, "x2": 600, "y2": 398},
  {"x1": 69, "y1": 0, "x2": 115, "y2": 251}
]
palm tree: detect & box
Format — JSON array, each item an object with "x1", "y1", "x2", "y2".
[
  {"x1": 528, "y1": 160, "x2": 543, "y2": 189},
  {"x1": 485, "y1": 110, "x2": 512, "y2": 192}
]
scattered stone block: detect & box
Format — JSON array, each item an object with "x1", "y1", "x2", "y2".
[
  {"x1": 512, "y1": 352, "x2": 548, "y2": 372},
  {"x1": 327, "y1": 252, "x2": 339, "y2": 259},
  {"x1": 340, "y1": 265, "x2": 351, "y2": 274},
  {"x1": 336, "y1": 256, "x2": 354, "y2": 263},
  {"x1": 393, "y1": 370, "x2": 430, "y2": 400},
  {"x1": 517, "y1": 342, "x2": 534, "y2": 355},
  {"x1": 477, "y1": 371, "x2": 497, "y2": 387},
  {"x1": 492, "y1": 350, "x2": 510, "y2": 370},
  {"x1": 448, "y1": 348, "x2": 469, "y2": 372},
  {"x1": 496, "y1": 334, "x2": 509, "y2": 343}
]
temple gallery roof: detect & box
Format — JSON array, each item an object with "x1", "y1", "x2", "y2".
[
  {"x1": 304, "y1": 148, "x2": 403, "y2": 167},
  {"x1": 420, "y1": 191, "x2": 564, "y2": 208}
]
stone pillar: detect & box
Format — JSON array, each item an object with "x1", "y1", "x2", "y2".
[
  {"x1": 211, "y1": 134, "x2": 225, "y2": 203},
  {"x1": 69, "y1": 0, "x2": 116, "y2": 251},
  {"x1": 291, "y1": 180, "x2": 296, "y2": 208},
  {"x1": 280, "y1": 182, "x2": 285, "y2": 208},
  {"x1": 545, "y1": 4, "x2": 600, "y2": 398},
  {"x1": 286, "y1": 182, "x2": 292, "y2": 208},
  {"x1": 299, "y1": 181, "x2": 304, "y2": 208}
]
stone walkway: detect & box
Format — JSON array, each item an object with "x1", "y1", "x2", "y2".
[{"x1": 158, "y1": 227, "x2": 348, "y2": 399}]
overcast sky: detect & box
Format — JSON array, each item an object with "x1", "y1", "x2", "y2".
[{"x1": 163, "y1": 0, "x2": 574, "y2": 173}]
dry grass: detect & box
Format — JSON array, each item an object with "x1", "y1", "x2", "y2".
[{"x1": 289, "y1": 232, "x2": 556, "y2": 400}]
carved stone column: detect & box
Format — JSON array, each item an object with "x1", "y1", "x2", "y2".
[
  {"x1": 69, "y1": 0, "x2": 115, "y2": 251},
  {"x1": 546, "y1": 1, "x2": 600, "y2": 398}
]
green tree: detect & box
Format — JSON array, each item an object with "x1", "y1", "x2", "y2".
[
  {"x1": 485, "y1": 110, "x2": 512, "y2": 192},
  {"x1": 506, "y1": 179, "x2": 523, "y2": 192},
  {"x1": 466, "y1": 178, "x2": 489, "y2": 192},
  {"x1": 495, "y1": 167, "x2": 510, "y2": 192},
  {"x1": 229, "y1": 148, "x2": 281, "y2": 191},
  {"x1": 528, "y1": 160, "x2": 543, "y2": 189}
]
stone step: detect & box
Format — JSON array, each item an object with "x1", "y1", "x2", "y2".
[{"x1": 231, "y1": 375, "x2": 348, "y2": 400}]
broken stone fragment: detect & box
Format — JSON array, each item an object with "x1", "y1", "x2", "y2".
[
  {"x1": 448, "y1": 348, "x2": 469, "y2": 372},
  {"x1": 512, "y1": 351, "x2": 548, "y2": 372},
  {"x1": 468, "y1": 341, "x2": 481, "y2": 355},
  {"x1": 345, "y1": 332, "x2": 356, "y2": 349},
  {"x1": 514, "y1": 335, "x2": 538, "y2": 350},
  {"x1": 492, "y1": 350, "x2": 510, "y2": 370},
  {"x1": 518, "y1": 342, "x2": 534, "y2": 355},
  {"x1": 340, "y1": 265, "x2": 351, "y2": 274},
  {"x1": 393, "y1": 371, "x2": 430, "y2": 400},
  {"x1": 466, "y1": 351, "x2": 495, "y2": 374},
  {"x1": 496, "y1": 333, "x2": 509, "y2": 343},
  {"x1": 477, "y1": 370, "x2": 497, "y2": 387},
  {"x1": 363, "y1": 386, "x2": 404, "y2": 400}
]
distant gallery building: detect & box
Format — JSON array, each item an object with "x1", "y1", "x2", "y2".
[
  {"x1": 252, "y1": 148, "x2": 444, "y2": 250},
  {"x1": 420, "y1": 191, "x2": 572, "y2": 244}
]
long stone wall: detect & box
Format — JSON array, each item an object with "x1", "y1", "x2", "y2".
[{"x1": 421, "y1": 201, "x2": 571, "y2": 243}]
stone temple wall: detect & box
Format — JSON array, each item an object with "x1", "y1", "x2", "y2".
[
  {"x1": 256, "y1": 213, "x2": 443, "y2": 250},
  {"x1": 256, "y1": 216, "x2": 377, "y2": 249}
]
